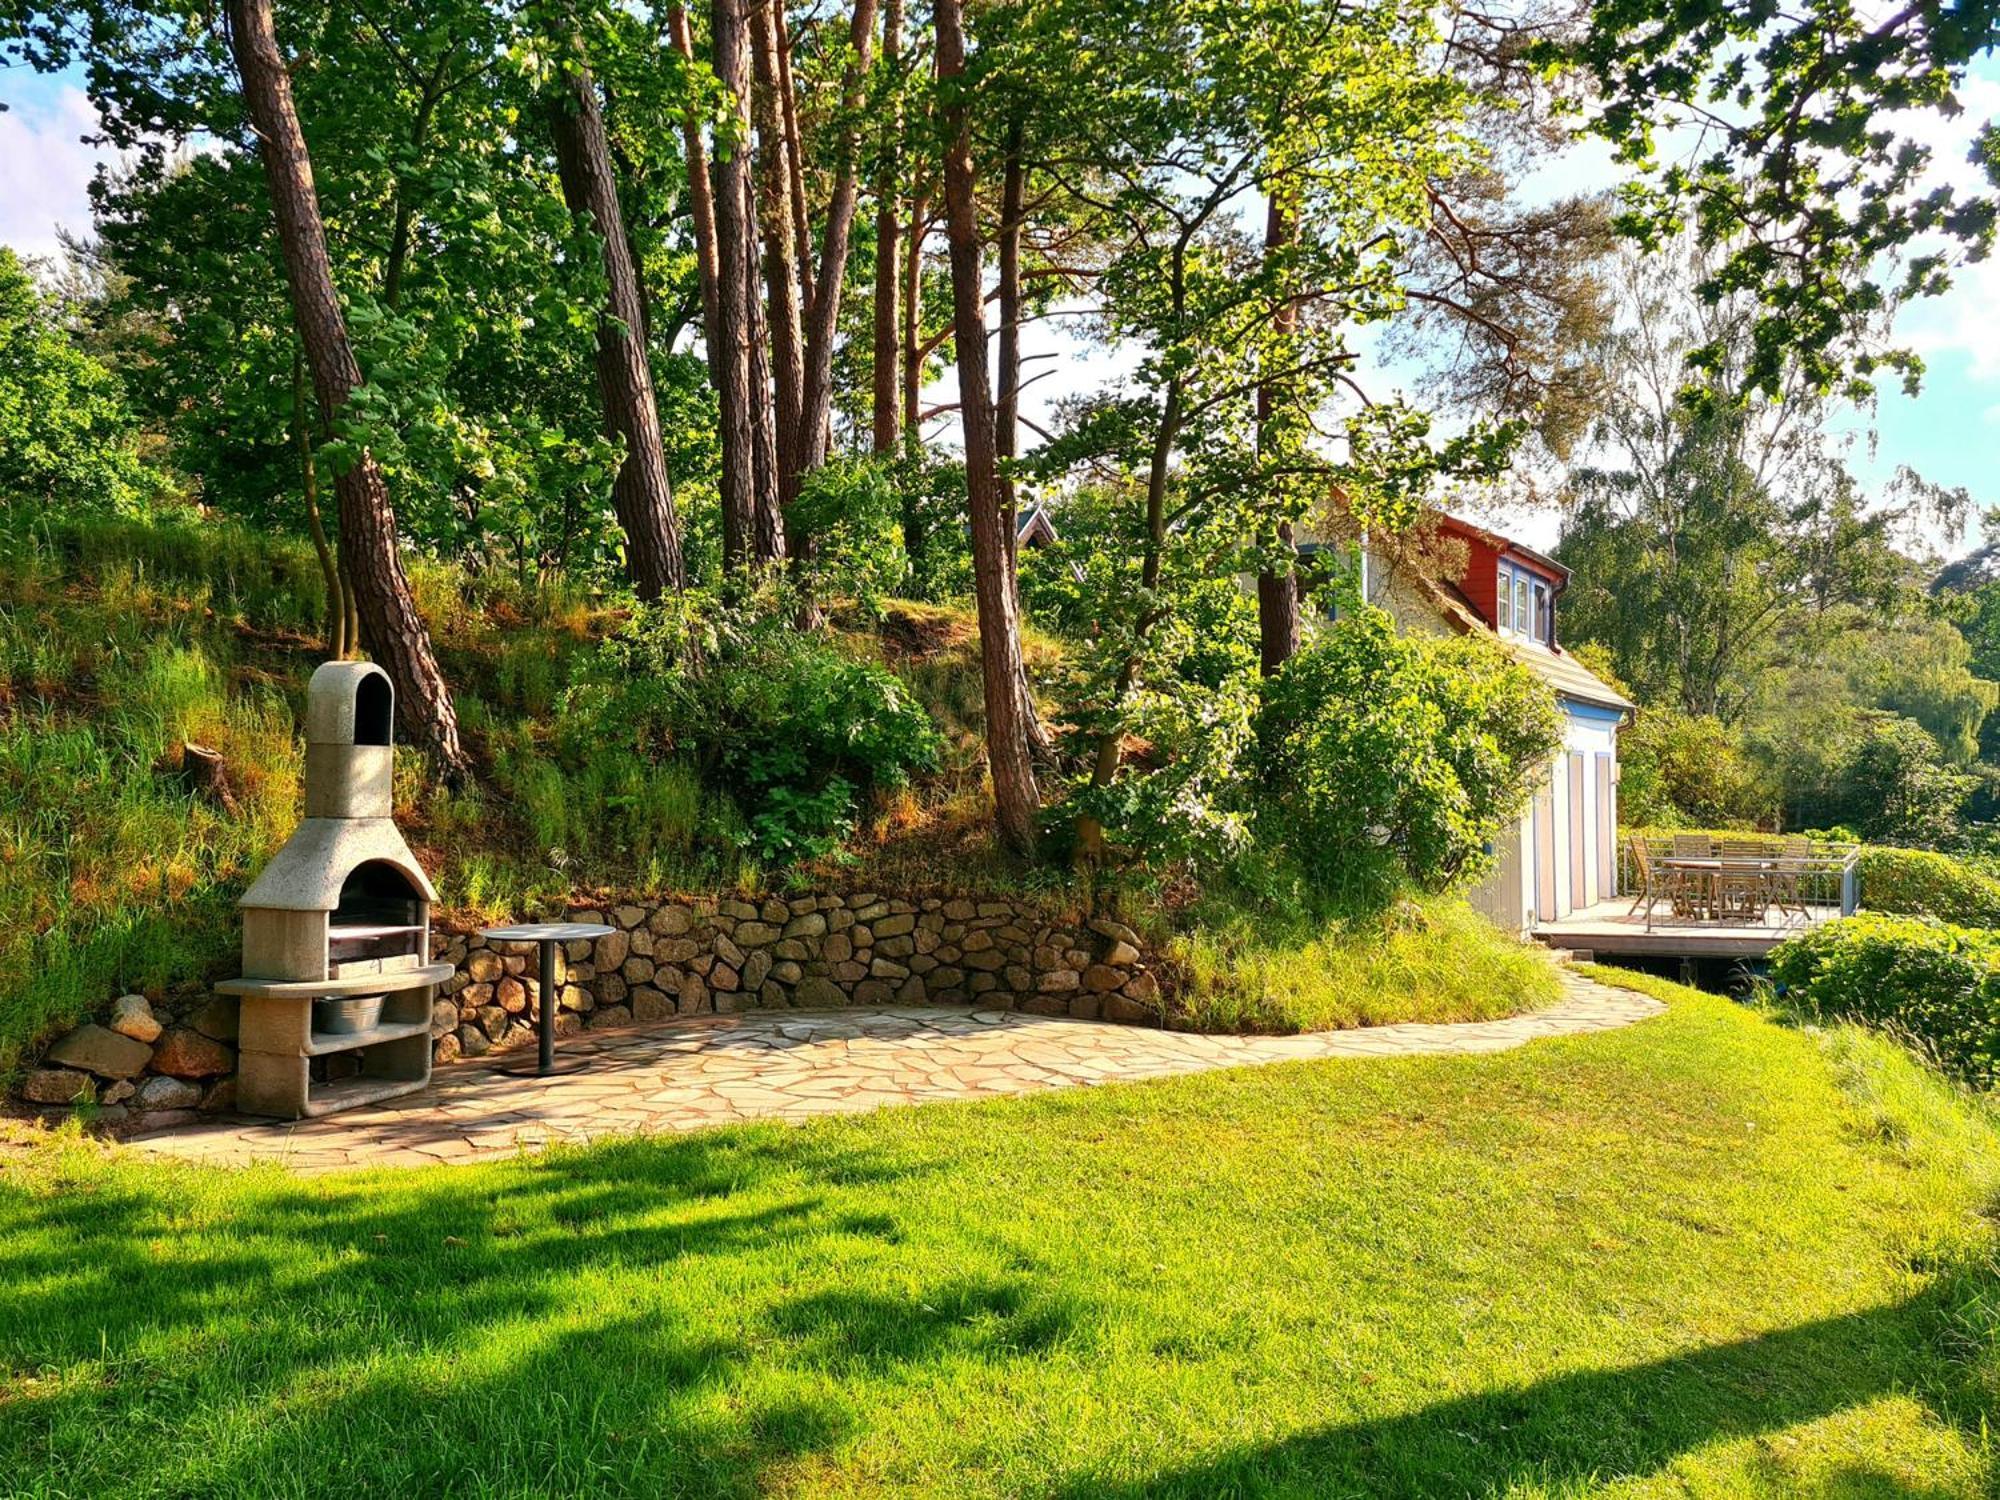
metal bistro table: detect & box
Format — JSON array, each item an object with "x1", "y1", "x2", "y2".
[{"x1": 477, "y1": 921, "x2": 614, "y2": 1077}]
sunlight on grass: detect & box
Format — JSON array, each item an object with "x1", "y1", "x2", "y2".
[
  {"x1": 2, "y1": 973, "x2": 1994, "y2": 1496},
  {"x1": 1170, "y1": 895, "x2": 1564, "y2": 1032}
]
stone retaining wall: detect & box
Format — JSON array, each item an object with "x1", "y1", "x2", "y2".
[
  {"x1": 431, "y1": 892, "x2": 1162, "y2": 1063},
  {"x1": 19, "y1": 890, "x2": 1164, "y2": 1128}
]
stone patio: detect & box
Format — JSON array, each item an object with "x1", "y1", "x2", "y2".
[{"x1": 127, "y1": 969, "x2": 1662, "y2": 1173}]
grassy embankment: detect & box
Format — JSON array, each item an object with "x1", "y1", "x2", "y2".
[{"x1": 0, "y1": 515, "x2": 1558, "y2": 1073}]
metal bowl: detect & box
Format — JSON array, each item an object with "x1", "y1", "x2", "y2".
[{"x1": 313, "y1": 993, "x2": 386, "y2": 1035}]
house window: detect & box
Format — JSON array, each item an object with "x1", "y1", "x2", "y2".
[{"x1": 1498, "y1": 560, "x2": 1554, "y2": 644}]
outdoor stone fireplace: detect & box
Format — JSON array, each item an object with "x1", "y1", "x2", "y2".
[{"x1": 217, "y1": 662, "x2": 450, "y2": 1118}]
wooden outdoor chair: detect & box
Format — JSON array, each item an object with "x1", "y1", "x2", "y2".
[
  {"x1": 1663, "y1": 833, "x2": 1715, "y2": 920},
  {"x1": 1625, "y1": 836, "x2": 1659, "y2": 926},
  {"x1": 1715, "y1": 837, "x2": 1770, "y2": 922},
  {"x1": 1771, "y1": 835, "x2": 1813, "y2": 923}
]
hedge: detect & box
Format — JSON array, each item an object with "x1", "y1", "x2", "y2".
[
  {"x1": 1855, "y1": 846, "x2": 2000, "y2": 927},
  {"x1": 1769, "y1": 913, "x2": 2000, "y2": 1088}
]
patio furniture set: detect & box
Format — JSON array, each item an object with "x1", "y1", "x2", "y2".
[{"x1": 1625, "y1": 834, "x2": 1824, "y2": 931}]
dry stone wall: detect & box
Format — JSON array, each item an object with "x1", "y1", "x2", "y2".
[
  {"x1": 430, "y1": 891, "x2": 1163, "y2": 1063},
  {"x1": 21, "y1": 890, "x2": 1164, "y2": 1129}
]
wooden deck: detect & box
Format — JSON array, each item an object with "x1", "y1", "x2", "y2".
[{"x1": 1533, "y1": 898, "x2": 1839, "y2": 960}]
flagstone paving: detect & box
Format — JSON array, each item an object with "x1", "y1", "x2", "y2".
[{"x1": 128, "y1": 969, "x2": 1661, "y2": 1173}]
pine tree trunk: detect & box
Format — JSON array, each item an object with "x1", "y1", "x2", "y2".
[
  {"x1": 667, "y1": 7, "x2": 720, "y2": 371},
  {"x1": 547, "y1": 34, "x2": 687, "y2": 598},
  {"x1": 1256, "y1": 193, "x2": 1301, "y2": 675},
  {"x1": 293, "y1": 344, "x2": 347, "y2": 658},
  {"x1": 936, "y1": 0, "x2": 1040, "y2": 855},
  {"x1": 903, "y1": 193, "x2": 927, "y2": 436},
  {"x1": 750, "y1": 0, "x2": 807, "y2": 511},
  {"x1": 708, "y1": 0, "x2": 762, "y2": 568},
  {"x1": 870, "y1": 0, "x2": 903, "y2": 455},
  {"x1": 227, "y1": 0, "x2": 468, "y2": 777},
  {"x1": 796, "y1": 0, "x2": 878, "y2": 474}
]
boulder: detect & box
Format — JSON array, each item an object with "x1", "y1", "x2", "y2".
[
  {"x1": 135, "y1": 1075, "x2": 203, "y2": 1111},
  {"x1": 593, "y1": 930, "x2": 631, "y2": 971},
  {"x1": 186, "y1": 995, "x2": 240, "y2": 1042},
  {"x1": 795, "y1": 976, "x2": 845, "y2": 1008},
  {"x1": 199, "y1": 1078, "x2": 237, "y2": 1113},
  {"x1": 631, "y1": 985, "x2": 673, "y2": 1022},
  {"x1": 1122, "y1": 969, "x2": 1160, "y2": 1002},
  {"x1": 149, "y1": 1027, "x2": 235, "y2": 1079},
  {"x1": 107, "y1": 994, "x2": 163, "y2": 1044},
  {"x1": 781, "y1": 911, "x2": 827, "y2": 939},
  {"x1": 1101, "y1": 940, "x2": 1142, "y2": 967},
  {"x1": 47, "y1": 1023, "x2": 153, "y2": 1080},
  {"x1": 1090, "y1": 917, "x2": 1141, "y2": 947},
  {"x1": 466, "y1": 951, "x2": 502, "y2": 983},
  {"x1": 649, "y1": 904, "x2": 695, "y2": 936},
  {"x1": 23, "y1": 1068, "x2": 93, "y2": 1105},
  {"x1": 1083, "y1": 964, "x2": 1125, "y2": 993}
]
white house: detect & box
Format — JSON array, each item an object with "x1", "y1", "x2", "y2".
[{"x1": 1331, "y1": 512, "x2": 1634, "y2": 932}]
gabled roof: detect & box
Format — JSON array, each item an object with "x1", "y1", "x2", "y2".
[
  {"x1": 1413, "y1": 572, "x2": 1633, "y2": 715},
  {"x1": 1432, "y1": 512, "x2": 1571, "y2": 582}
]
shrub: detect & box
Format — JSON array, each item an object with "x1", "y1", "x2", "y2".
[
  {"x1": 1254, "y1": 607, "x2": 1564, "y2": 912},
  {"x1": 564, "y1": 590, "x2": 942, "y2": 864},
  {"x1": 0, "y1": 250, "x2": 160, "y2": 515},
  {"x1": 1857, "y1": 846, "x2": 2000, "y2": 927},
  {"x1": 1769, "y1": 913, "x2": 2000, "y2": 1088}
]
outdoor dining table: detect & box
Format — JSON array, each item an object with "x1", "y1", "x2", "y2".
[{"x1": 1656, "y1": 856, "x2": 1780, "y2": 921}]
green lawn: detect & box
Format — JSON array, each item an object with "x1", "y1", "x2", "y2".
[{"x1": 3, "y1": 972, "x2": 1996, "y2": 1497}]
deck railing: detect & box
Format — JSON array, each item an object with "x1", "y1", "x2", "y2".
[{"x1": 1615, "y1": 836, "x2": 1862, "y2": 919}]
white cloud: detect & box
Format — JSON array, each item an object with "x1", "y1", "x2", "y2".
[{"x1": 0, "y1": 84, "x2": 110, "y2": 261}]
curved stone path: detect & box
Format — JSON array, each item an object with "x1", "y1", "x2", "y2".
[{"x1": 130, "y1": 970, "x2": 1661, "y2": 1173}]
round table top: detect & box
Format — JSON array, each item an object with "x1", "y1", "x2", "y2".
[{"x1": 477, "y1": 922, "x2": 616, "y2": 943}]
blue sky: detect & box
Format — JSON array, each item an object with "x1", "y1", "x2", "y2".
[{"x1": 4, "y1": 49, "x2": 1996, "y2": 556}]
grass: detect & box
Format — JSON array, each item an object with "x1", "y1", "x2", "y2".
[
  {"x1": 3, "y1": 971, "x2": 1996, "y2": 1496},
  {"x1": 1167, "y1": 893, "x2": 1565, "y2": 1032}
]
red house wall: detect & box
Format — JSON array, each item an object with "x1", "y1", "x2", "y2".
[{"x1": 1449, "y1": 529, "x2": 1504, "y2": 627}]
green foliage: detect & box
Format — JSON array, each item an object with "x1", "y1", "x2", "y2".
[
  {"x1": 1254, "y1": 607, "x2": 1564, "y2": 910},
  {"x1": 1553, "y1": 1, "x2": 2000, "y2": 401},
  {"x1": 1857, "y1": 847, "x2": 2000, "y2": 928},
  {"x1": 1774, "y1": 712, "x2": 1975, "y2": 847},
  {"x1": 1771, "y1": 913, "x2": 2000, "y2": 1090},
  {"x1": 1617, "y1": 707, "x2": 1771, "y2": 829},
  {"x1": 565, "y1": 590, "x2": 942, "y2": 863},
  {"x1": 788, "y1": 456, "x2": 909, "y2": 611},
  {"x1": 0, "y1": 249, "x2": 157, "y2": 514}
]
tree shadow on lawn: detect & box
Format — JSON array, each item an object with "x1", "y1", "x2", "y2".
[
  {"x1": 0, "y1": 1130, "x2": 1077, "y2": 1495},
  {"x1": 1052, "y1": 1274, "x2": 1995, "y2": 1499},
  {"x1": 1, "y1": 1128, "x2": 1993, "y2": 1496}
]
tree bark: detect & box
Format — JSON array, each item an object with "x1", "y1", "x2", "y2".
[
  {"x1": 902, "y1": 193, "x2": 927, "y2": 434},
  {"x1": 750, "y1": 0, "x2": 807, "y2": 509},
  {"x1": 1256, "y1": 192, "x2": 1300, "y2": 675},
  {"x1": 796, "y1": 0, "x2": 879, "y2": 474},
  {"x1": 547, "y1": 34, "x2": 687, "y2": 598},
  {"x1": 708, "y1": 0, "x2": 763, "y2": 568},
  {"x1": 870, "y1": 0, "x2": 903, "y2": 454},
  {"x1": 936, "y1": 0, "x2": 1039, "y2": 855},
  {"x1": 293, "y1": 343, "x2": 347, "y2": 658},
  {"x1": 667, "y1": 7, "x2": 721, "y2": 362},
  {"x1": 227, "y1": 0, "x2": 468, "y2": 776}
]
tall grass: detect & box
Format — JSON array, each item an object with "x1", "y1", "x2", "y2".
[{"x1": 1168, "y1": 895, "x2": 1564, "y2": 1033}]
